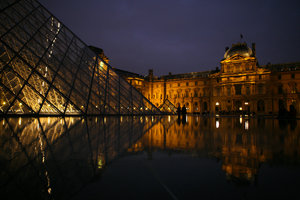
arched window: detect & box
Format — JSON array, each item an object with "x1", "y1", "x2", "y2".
[
  {"x1": 203, "y1": 102, "x2": 208, "y2": 111},
  {"x1": 257, "y1": 100, "x2": 265, "y2": 112}
]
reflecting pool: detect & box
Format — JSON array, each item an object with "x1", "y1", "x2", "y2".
[{"x1": 1, "y1": 116, "x2": 300, "y2": 199}]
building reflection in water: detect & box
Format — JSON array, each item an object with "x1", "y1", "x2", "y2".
[
  {"x1": 1, "y1": 115, "x2": 300, "y2": 198},
  {"x1": 128, "y1": 116, "x2": 300, "y2": 184},
  {"x1": 0, "y1": 116, "x2": 160, "y2": 199}
]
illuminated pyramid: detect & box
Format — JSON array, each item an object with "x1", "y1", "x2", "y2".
[
  {"x1": 158, "y1": 99, "x2": 176, "y2": 114},
  {"x1": 0, "y1": 0, "x2": 160, "y2": 115}
]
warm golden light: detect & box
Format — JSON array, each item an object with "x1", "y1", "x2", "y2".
[
  {"x1": 245, "y1": 120, "x2": 249, "y2": 130},
  {"x1": 216, "y1": 120, "x2": 220, "y2": 128}
]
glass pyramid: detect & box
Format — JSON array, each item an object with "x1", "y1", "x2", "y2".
[
  {"x1": 0, "y1": 0, "x2": 160, "y2": 115},
  {"x1": 158, "y1": 99, "x2": 176, "y2": 114}
]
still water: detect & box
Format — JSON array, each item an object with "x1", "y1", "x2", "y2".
[{"x1": 1, "y1": 116, "x2": 300, "y2": 199}]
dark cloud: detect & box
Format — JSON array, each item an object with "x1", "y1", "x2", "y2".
[{"x1": 40, "y1": 0, "x2": 300, "y2": 75}]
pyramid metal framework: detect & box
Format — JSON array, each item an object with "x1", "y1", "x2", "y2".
[
  {"x1": 0, "y1": 0, "x2": 160, "y2": 115},
  {"x1": 158, "y1": 99, "x2": 177, "y2": 114}
]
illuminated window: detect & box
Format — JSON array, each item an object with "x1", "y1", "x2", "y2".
[{"x1": 290, "y1": 83, "x2": 297, "y2": 93}]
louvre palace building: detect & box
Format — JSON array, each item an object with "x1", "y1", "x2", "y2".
[{"x1": 111, "y1": 42, "x2": 300, "y2": 116}]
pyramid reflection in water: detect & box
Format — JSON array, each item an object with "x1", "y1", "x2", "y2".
[
  {"x1": 0, "y1": 0, "x2": 159, "y2": 115},
  {"x1": 0, "y1": 116, "x2": 160, "y2": 199}
]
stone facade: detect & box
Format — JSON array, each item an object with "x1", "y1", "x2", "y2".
[{"x1": 127, "y1": 42, "x2": 300, "y2": 116}]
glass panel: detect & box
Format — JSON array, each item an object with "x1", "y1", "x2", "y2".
[
  {"x1": 0, "y1": 85, "x2": 15, "y2": 113},
  {"x1": 57, "y1": 64, "x2": 74, "y2": 85},
  {"x1": 40, "y1": 100, "x2": 59, "y2": 114},
  {"x1": 0, "y1": 42, "x2": 15, "y2": 71},
  {"x1": 8, "y1": 99, "x2": 31, "y2": 114},
  {"x1": 25, "y1": 37, "x2": 46, "y2": 59},
  {"x1": 35, "y1": 61, "x2": 55, "y2": 82},
  {"x1": 27, "y1": 72, "x2": 50, "y2": 97},
  {"x1": 69, "y1": 89, "x2": 86, "y2": 114},
  {"x1": 44, "y1": 86, "x2": 67, "y2": 113},
  {"x1": 20, "y1": 45, "x2": 40, "y2": 67},
  {"x1": 10, "y1": 57, "x2": 32, "y2": 80},
  {"x1": 1, "y1": 67, "x2": 24, "y2": 95},
  {"x1": 65, "y1": 102, "x2": 80, "y2": 114},
  {"x1": 52, "y1": 75, "x2": 72, "y2": 99},
  {"x1": 41, "y1": 49, "x2": 60, "y2": 72},
  {"x1": 20, "y1": 84, "x2": 42, "y2": 113},
  {"x1": 3, "y1": 5, "x2": 24, "y2": 28},
  {"x1": 2, "y1": 32, "x2": 25, "y2": 52}
]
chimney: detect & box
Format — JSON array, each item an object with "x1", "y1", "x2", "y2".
[{"x1": 252, "y1": 43, "x2": 256, "y2": 57}]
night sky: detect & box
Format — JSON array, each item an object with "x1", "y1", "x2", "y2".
[{"x1": 39, "y1": 0, "x2": 300, "y2": 76}]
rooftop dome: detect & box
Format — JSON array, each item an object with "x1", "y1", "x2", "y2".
[{"x1": 224, "y1": 43, "x2": 253, "y2": 59}]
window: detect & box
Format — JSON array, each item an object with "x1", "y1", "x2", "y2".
[
  {"x1": 258, "y1": 84, "x2": 264, "y2": 94},
  {"x1": 290, "y1": 83, "x2": 297, "y2": 94},
  {"x1": 278, "y1": 85, "x2": 283, "y2": 94},
  {"x1": 259, "y1": 75, "x2": 262, "y2": 80},
  {"x1": 186, "y1": 82, "x2": 189, "y2": 86},
  {"x1": 235, "y1": 85, "x2": 242, "y2": 95},
  {"x1": 257, "y1": 100, "x2": 265, "y2": 112},
  {"x1": 195, "y1": 81, "x2": 198, "y2": 86},
  {"x1": 215, "y1": 87, "x2": 220, "y2": 96},
  {"x1": 178, "y1": 83, "x2": 180, "y2": 87},
  {"x1": 246, "y1": 86, "x2": 250, "y2": 95},
  {"x1": 291, "y1": 74, "x2": 295, "y2": 79},
  {"x1": 227, "y1": 87, "x2": 231, "y2": 96},
  {"x1": 278, "y1": 74, "x2": 281, "y2": 80}
]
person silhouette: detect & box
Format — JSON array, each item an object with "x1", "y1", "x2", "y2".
[
  {"x1": 176, "y1": 105, "x2": 181, "y2": 117},
  {"x1": 182, "y1": 105, "x2": 187, "y2": 116}
]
